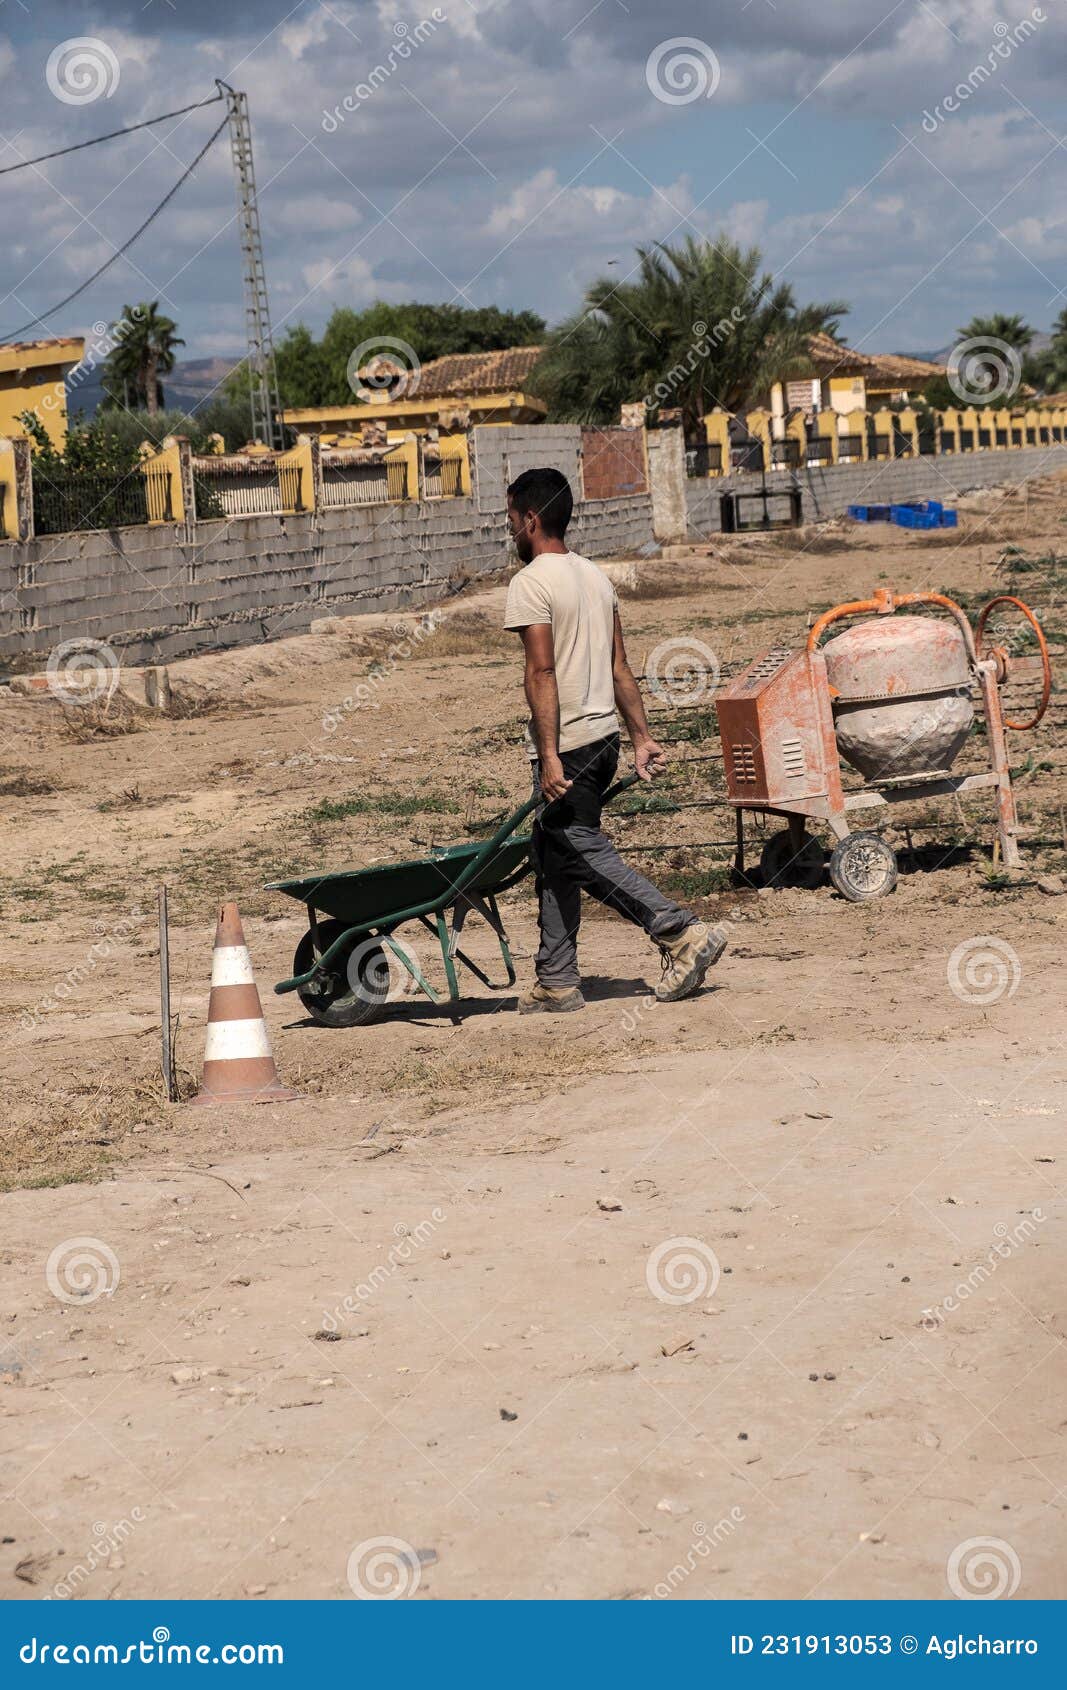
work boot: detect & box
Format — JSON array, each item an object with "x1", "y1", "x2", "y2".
[
  {"x1": 518, "y1": 981, "x2": 585, "y2": 1014},
  {"x1": 654, "y1": 921, "x2": 728, "y2": 1003}
]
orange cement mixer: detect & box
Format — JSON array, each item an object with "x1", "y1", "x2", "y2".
[{"x1": 714, "y1": 588, "x2": 1051, "y2": 900}]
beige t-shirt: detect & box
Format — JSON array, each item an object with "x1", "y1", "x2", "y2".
[{"x1": 503, "y1": 550, "x2": 619, "y2": 757}]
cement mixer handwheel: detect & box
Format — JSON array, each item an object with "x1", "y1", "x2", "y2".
[
  {"x1": 829, "y1": 832, "x2": 899, "y2": 902},
  {"x1": 293, "y1": 921, "x2": 389, "y2": 1027},
  {"x1": 975, "y1": 594, "x2": 1052, "y2": 730}
]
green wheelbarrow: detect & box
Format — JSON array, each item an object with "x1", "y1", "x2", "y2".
[{"x1": 267, "y1": 774, "x2": 639, "y2": 1027}]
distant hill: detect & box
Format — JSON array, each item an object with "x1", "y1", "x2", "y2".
[{"x1": 67, "y1": 355, "x2": 240, "y2": 421}]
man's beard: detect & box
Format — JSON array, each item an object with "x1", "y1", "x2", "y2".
[{"x1": 514, "y1": 532, "x2": 534, "y2": 564}]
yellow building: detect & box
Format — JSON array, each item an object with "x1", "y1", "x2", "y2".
[
  {"x1": 281, "y1": 345, "x2": 546, "y2": 442},
  {"x1": 862, "y1": 351, "x2": 945, "y2": 407},
  {"x1": 0, "y1": 336, "x2": 85, "y2": 448},
  {"x1": 770, "y1": 335, "x2": 945, "y2": 421}
]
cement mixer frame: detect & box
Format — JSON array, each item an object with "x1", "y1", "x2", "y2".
[{"x1": 716, "y1": 588, "x2": 1052, "y2": 901}]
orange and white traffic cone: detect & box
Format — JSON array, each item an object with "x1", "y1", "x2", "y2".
[{"x1": 191, "y1": 902, "x2": 302, "y2": 1106}]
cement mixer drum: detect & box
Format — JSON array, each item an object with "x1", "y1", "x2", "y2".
[{"x1": 822, "y1": 615, "x2": 974, "y2": 781}]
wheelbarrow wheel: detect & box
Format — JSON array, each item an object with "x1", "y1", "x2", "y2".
[
  {"x1": 759, "y1": 828, "x2": 825, "y2": 890},
  {"x1": 293, "y1": 921, "x2": 389, "y2": 1028},
  {"x1": 829, "y1": 832, "x2": 898, "y2": 902}
]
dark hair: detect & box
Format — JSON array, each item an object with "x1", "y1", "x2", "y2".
[{"x1": 506, "y1": 466, "x2": 573, "y2": 538}]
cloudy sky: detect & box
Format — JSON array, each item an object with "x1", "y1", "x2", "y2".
[{"x1": 1, "y1": 0, "x2": 1066, "y2": 362}]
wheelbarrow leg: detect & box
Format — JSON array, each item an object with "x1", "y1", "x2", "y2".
[
  {"x1": 443, "y1": 901, "x2": 496, "y2": 989},
  {"x1": 381, "y1": 932, "x2": 440, "y2": 1003},
  {"x1": 484, "y1": 892, "x2": 516, "y2": 987},
  {"x1": 435, "y1": 911, "x2": 461, "y2": 1002},
  {"x1": 450, "y1": 893, "x2": 517, "y2": 989}
]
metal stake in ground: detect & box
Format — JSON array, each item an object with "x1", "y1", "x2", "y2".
[{"x1": 158, "y1": 885, "x2": 177, "y2": 1103}]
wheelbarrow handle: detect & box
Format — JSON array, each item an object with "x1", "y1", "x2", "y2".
[
  {"x1": 446, "y1": 769, "x2": 638, "y2": 899},
  {"x1": 274, "y1": 771, "x2": 644, "y2": 995}
]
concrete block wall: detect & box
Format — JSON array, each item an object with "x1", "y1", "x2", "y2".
[
  {"x1": 0, "y1": 424, "x2": 654, "y2": 665},
  {"x1": 5, "y1": 429, "x2": 1061, "y2": 667},
  {"x1": 684, "y1": 442, "x2": 1067, "y2": 535}
]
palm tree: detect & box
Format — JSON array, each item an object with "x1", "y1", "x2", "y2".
[
  {"x1": 530, "y1": 235, "x2": 847, "y2": 434},
  {"x1": 101, "y1": 302, "x2": 184, "y2": 415},
  {"x1": 957, "y1": 312, "x2": 1033, "y2": 351}
]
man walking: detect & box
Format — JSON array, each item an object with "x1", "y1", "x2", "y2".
[{"x1": 503, "y1": 466, "x2": 726, "y2": 1013}]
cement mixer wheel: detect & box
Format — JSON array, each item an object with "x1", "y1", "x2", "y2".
[
  {"x1": 829, "y1": 831, "x2": 898, "y2": 902},
  {"x1": 759, "y1": 829, "x2": 825, "y2": 890},
  {"x1": 294, "y1": 921, "x2": 389, "y2": 1027}
]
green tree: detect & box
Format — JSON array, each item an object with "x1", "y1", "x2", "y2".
[
  {"x1": 957, "y1": 312, "x2": 1034, "y2": 352},
  {"x1": 101, "y1": 302, "x2": 185, "y2": 415},
  {"x1": 1022, "y1": 307, "x2": 1067, "y2": 395},
  {"x1": 529, "y1": 235, "x2": 848, "y2": 432},
  {"x1": 929, "y1": 312, "x2": 1036, "y2": 409},
  {"x1": 264, "y1": 300, "x2": 547, "y2": 408}
]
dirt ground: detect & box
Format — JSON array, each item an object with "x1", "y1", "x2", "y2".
[{"x1": 1, "y1": 477, "x2": 1065, "y2": 1601}]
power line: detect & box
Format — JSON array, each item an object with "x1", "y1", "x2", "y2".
[
  {"x1": 0, "y1": 114, "x2": 229, "y2": 344},
  {"x1": 0, "y1": 93, "x2": 225, "y2": 178}
]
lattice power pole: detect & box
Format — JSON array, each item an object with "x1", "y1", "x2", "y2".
[{"x1": 218, "y1": 81, "x2": 284, "y2": 448}]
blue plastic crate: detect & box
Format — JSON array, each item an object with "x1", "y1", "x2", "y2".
[
  {"x1": 890, "y1": 500, "x2": 956, "y2": 530},
  {"x1": 847, "y1": 503, "x2": 892, "y2": 522},
  {"x1": 891, "y1": 505, "x2": 941, "y2": 529}
]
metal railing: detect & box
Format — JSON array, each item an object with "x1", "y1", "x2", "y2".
[
  {"x1": 321, "y1": 457, "x2": 408, "y2": 507},
  {"x1": 837, "y1": 433, "x2": 864, "y2": 461},
  {"x1": 421, "y1": 456, "x2": 465, "y2": 498},
  {"x1": 685, "y1": 442, "x2": 724, "y2": 478},
  {"x1": 32, "y1": 468, "x2": 150, "y2": 536},
  {"x1": 770, "y1": 438, "x2": 801, "y2": 469},
  {"x1": 143, "y1": 458, "x2": 174, "y2": 523},
  {"x1": 278, "y1": 460, "x2": 307, "y2": 514},
  {"x1": 730, "y1": 441, "x2": 764, "y2": 473},
  {"x1": 806, "y1": 437, "x2": 834, "y2": 465}
]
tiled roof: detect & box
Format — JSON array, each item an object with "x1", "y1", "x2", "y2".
[
  {"x1": 803, "y1": 332, "x2": 872, "y2": 374},
  {"x1": 800, "y1": 334, "x2": 945, "y2": 384},
  {"x1": 358, "y1": 345, "x2": 544, "y2": 399},
  {"x1": 864, "y1": 350, "x2": 947, "y2": 383},
  {"x1": 0, "y1": 336, "x2": 84, "y2": 355}
]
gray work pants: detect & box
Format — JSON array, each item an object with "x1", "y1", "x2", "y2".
[{"x1": 530, "y1": 734, "x2": 693, "y2": 989}]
